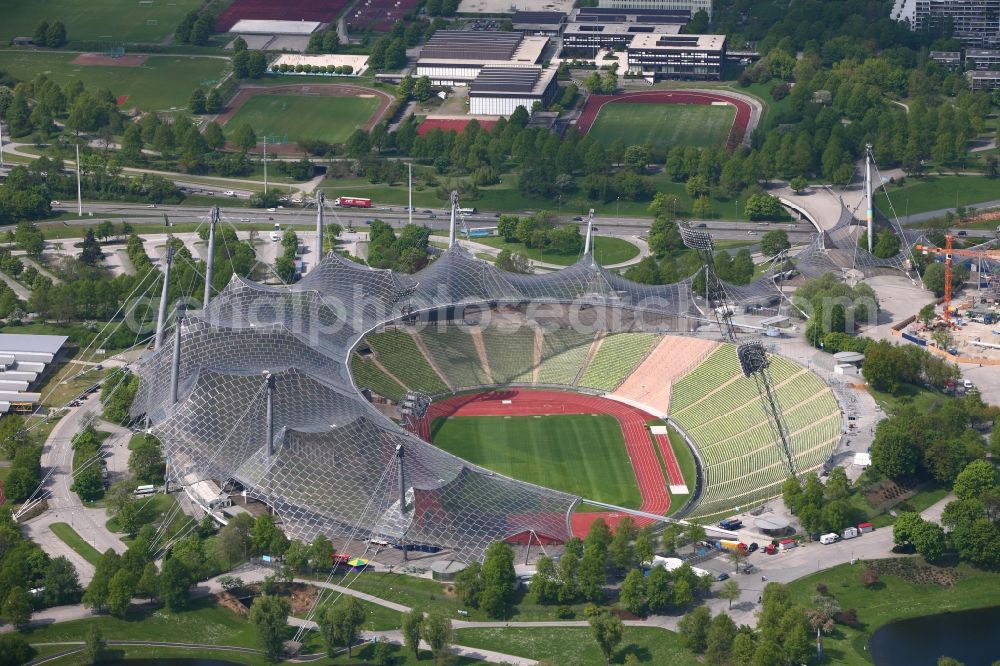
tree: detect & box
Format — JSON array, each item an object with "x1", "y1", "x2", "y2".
[
  {"x1": 479, "y1": 541, "x2": 515, "y2": 618},
  {"x1": 232, "y1": 124, "x2": 257, "y2": 153},
  {"x1": 137, "y1": 562, "x2": 159, "y2": 602},
  {"x1": 744, "y1": 193, "x2": 782, "y2": 220},
  {"x1": 789, "y1": 176, "x2": 809, "y2": 193},
  {"x1": 678, "y1": 605, "x2": 711, "y2": 653},
  {"x1": 33, "y1": 21, "x2": 50, "y2": 47},
  {"x1": 319, "y1": 597, "x2": 365, "y2": 657},
  {"x1": 645, "y1": 566, "x2": 672, "y2": 612},
  {"x1": 0, "y1": 634, "x2": 34, "y2": 665},
  {"x1": 46, "y1": 21, "x2": 67, "y2": 47},
  {"x1": 414, "y1": 76, "x2": 433, "y2": 102},
  {"x1": 705, "y1": 612, "x2": 738, "y2": 666},
  {"x1": 918, "y1": 303, "x2": 937, "y2": 326},
  {"x1": 402, "y1": 608, "x2": 424, "y2": 657},
  {"x1": 911, "y1": 520, "x2": 947, "y2": 561},
  {"x1": 871, "y1": 419, "x2": 921, "y2": 479},
  {"x1": 189, "y1": 88, "x2": 207, "y2": 114},
  {"x1": 496, "y1": 249, "x2": 532, "y2": 274},
  {"x1": 206, "y1": 88, "x2": 223, "y2": 114},
  {"x1": 2, "y1": 586, "x2": 32, "y2": 627},
  {"x1": 589, "y1": 610, "x2": 623, "y2": 665},
  {"x1": 421, "y1": 612, "x2": 453, "y2": 661},
  {"x1": 233, "y1": 50, "x2": 250, "y2": 79},
  {"x1": 620, "y1": 568, "x2": 646, "y2": 616},
  {"x1": 760, "y1": 230, "x2": 791, "y2": 257},
  {"x1": 250, "y1": 593, "x2": 291, "y2": 662},
  {"x1": 721, "y1": 578, "x2": 741, "y2": 610},
  {"x1": 609, "y1": 516, "x2": 637, "y2": 570},
  {"x1": 84, "y1": 549, "x2": 121, "y2": 612},
  {"x1": 634, "y1": 526, "x2": 655, "y2": 565},
  {"x1": 251, "y1": 513, "x2": 288, "y2": 556},
  {"x1": 248, "y1": 51, "x2": 268, "y2": 79},
  {"x1": 953, "y1": 460, "x2": 998, "y2": 500},
  {"x1": 530, "y1": 556, "x2": 560, "y2": 604},
  {"x1": 43, "y1": 556, "x2": 82, "y2": 606},
  {"x1": 128, "y1": 434, "x2": 164, "y2": 484},
  {"x1": 79, "y1": 228, "x2": 103, "y2": 265},
  {"x1": 107, "y1": 569, "x2": 137, "y2": 618},
  {"x1": 158, "y1": 557, "x2": 193, "y2": 611},
  {"x1": 692, "y1": 195, "x2": 713, "y2": 219},
  {"x1": 623, "y1": 145, "x2": 650, "y2": 171},
  {"x1": 82, "y1": 626, "x2": 107, "y2": 665}
]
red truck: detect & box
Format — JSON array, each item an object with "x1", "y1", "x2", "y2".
[{"x1": 333, "y1": 196, "x2": 372, "y2": 208}]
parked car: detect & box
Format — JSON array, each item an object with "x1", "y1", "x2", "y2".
[
  {"x1": 716, "y1": 572, "x2": 729, "y2": 581},
  {"x1": 747, "y1": 542, "x2": 759, "y2": 553}
]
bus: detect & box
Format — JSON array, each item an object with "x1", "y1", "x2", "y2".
[
  {"x1": 134, "y1": 484, "x2": 156, "y2": 497},
  {"x1": 458, "y1": 207, "x2": 478, "y2": 215}
]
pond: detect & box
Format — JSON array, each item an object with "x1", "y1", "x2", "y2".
[{"x1": 869, "y1": 605, "x2": 1000, "y2": 666}]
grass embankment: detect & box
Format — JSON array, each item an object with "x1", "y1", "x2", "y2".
[
  {"x1": 0, "y1": 0, "x2": 203, "y2": 43},
  {"x1": 105, "y1": 492, "x2": 193, "y2": 543},
  {"x1": 49, "y1": 522, "x2": 102, "y2": 566},
  {"x1": 875, "y1": 175, "x2": 1000, "y2": 217},
  {"x1": 431, "y1": 413, "x2": 643, "y2": 508},
  {"x1": 589, "y1": 103, "x2": 736, "y2": 151},
  {"x1": 456, "y1": 626, "x2": 699, "y2": 666},
  {"x1": 663, "y1": 422, "x2": 697, "y2": 516},
  {"x1": 467, "y1": 235, "x2": 639, "y2": 266},
  {"x1": 786, "y1": 561, "x2": 1000, "y2": 665},
  {"x1": 0, "y1": 52, "x2": 227, "y2": 112}
]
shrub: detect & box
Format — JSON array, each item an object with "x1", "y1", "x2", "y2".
[
  {"x1": 557, "y1": 606, "x2": 575, "y2": 619},
  {"x1": 815, "y1": 583, "x2": 828, "y2": 595},
  {"x1": 860, "y1": 569, "x2": 879, "y2": 588},
  {"x1": 343, "y1": 65, "x2": 353, "y2": 75},
  {"x1": 836, "y1": 608, "x2": 859, "y2": 626}
]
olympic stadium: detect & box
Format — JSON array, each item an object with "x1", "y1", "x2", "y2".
[{"x1": 127, "y1": 202, "x2": 913, "y2": 560}]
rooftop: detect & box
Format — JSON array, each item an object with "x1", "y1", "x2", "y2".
[
  {"x1": 230, "y1": 19, "x2": 322, "y2": 35},
  {"x1": 469, "y1": 66, "x2": 556, "y2": 96},
  {"x1": 0, "y1": 334, "x2": 68, "y2": 355},
  {"x1": 418, "y1": 31, "x2": 548, "y2": 66},
  {"x1": 628, "y1": 33, "x2": 726, "y2": 51},
  {"x1": 565, "y1": 22, "x2": 680, "y2": 36},
  {"x1": 574, "y1": 7, "x2": 691, "y2": 24},
  {"x1": 511, "y1": 10, "x2": 567, "y2": 26}
]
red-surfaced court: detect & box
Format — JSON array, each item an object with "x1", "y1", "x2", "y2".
[{"x1": 420, "y1": 389, "x2": 683, "y2": 536}]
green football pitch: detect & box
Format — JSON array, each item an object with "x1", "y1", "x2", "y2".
[
  {"x1": 224, "y1": 95, "x2": 380, "y2": 145},
  {"x1": 588, "y1": 103, "x2": 736, "y2": 151},
  {"x1": 430, "y1": 414, "x2": 642, "y2": 508},
  {"x1": 0, "y1": 51, "x2": 226, "y2": 111},
  {"x1": 0, "y1": 0, "x2": 204, "y2": 44}
]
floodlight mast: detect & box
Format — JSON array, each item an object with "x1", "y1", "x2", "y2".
[
  {"x1": 738, "y1": 341, "x2": 798, "y2": 478},
  {"x1": 678, "y1": 222, "x2": 737, "y2": 342}
]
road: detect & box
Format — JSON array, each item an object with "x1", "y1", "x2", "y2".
[{"x1": 21, "y1": 403, "x2": 130, "y2": 585}]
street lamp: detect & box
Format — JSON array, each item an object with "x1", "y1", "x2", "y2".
[{"x1": 616, "y1": 196, "x2": 621, "y2": 219}]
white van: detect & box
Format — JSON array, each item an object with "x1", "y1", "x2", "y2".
[
  {"x1": 963, "y1": 379, "x2": 974, "y2": 389},
  {"x1": 820, "y1": 533, "x2": 839, "y2": 545},
  {"x1": 270, "y1": 223, "x2": 281, "y2": 241},
  {"x1": 842, "y1": 526, "x2": 859, "y2": 540}
]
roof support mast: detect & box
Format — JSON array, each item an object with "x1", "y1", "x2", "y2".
[
  {"x1": 866, "y1": 143, "x2": 874, "y2": 253},
  {"x1": 315, "y1": 191, "x2": 324, "y2": 262},
  {"x1": 448, "y1": 190, "x2": 458, "y2": 247},
  {"x1": 154, "y1": 246, "x2": 174, "y2": 350},
  {"x1": 583, "y1": 208, "x2": 595, "y2": 255},
  {"x1": 203, "y1": 206, "x2": 218, "y2": 309}
]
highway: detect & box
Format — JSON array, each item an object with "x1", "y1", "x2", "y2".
[{"x1": 49, "y1": 201, "x2": 819, "y2": 244}]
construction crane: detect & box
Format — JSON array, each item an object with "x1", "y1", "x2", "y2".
[{"x1": 914, "y1": 234, "x2": 1000, "y2": 324}]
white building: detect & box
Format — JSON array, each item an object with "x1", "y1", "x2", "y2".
[
  {"x1": 415, "y1": 31, "x2": 548, "y2": 85},
  {"x1": 0, "y1": 334, "x2": 68, "y2": 412},
  {"x1": 597, "y1": 0, "x2": 712, "y2": 20},
  {"x1": 892, "y1": 0, "x2": 1000, "y2": 47},
  {"x1": 468, "y1": 66, "x2": 558, "y2": 116}
]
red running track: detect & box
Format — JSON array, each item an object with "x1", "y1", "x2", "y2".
[
  {"x1": 654, "y1": 434, "x2": 685, "y2": 487},
  {"x1": 577, "y1": 90, "x2": 753, "y2": 150},
  {"x1": 420, "y1": 389, "x2": 670, "y2": 536}
]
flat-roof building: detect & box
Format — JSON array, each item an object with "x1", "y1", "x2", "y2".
[
  {"x1": 564, "y1": 22, "x2": 680, "y2": 56},
  {"x1": 892, "y1": 0, "x2": 1000, "y2": 47},
  {"x1": 468, "y1": 66, "x2": 558, "y2": 116},
  {"x1": 929, "y1": 50, "x2": 963, "y2": 69},
  {"x1": 415, "y1": 31, "x2": 549, "y2": 84},
  {"x1": 511, "y1": 11, "x2": 567, "y2": 35},
  {"x1": 967, "y1": 69, "x2": 1000, "y2": 90},
  {"x1": 0, "y1": 334, "x2": 67, "y2": 412},
  {"x1": 597, "y1": 0, "x2": 712, "y2": 20},
  {"x1": 628, "y1": 33, "x2": 726, "y2": 80},
  {"x1": 966, "y1": 48, "x2": 1000, "y2": 69}
]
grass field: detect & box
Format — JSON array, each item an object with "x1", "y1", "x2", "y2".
[
  {"x1": 456, "y1": 626, "x2": 699, "y2": 666},
  {"x1": 49, "y1": 522, "x2": 103, "y2": 566},
  {"x1": 0, "y1": 0, "x2": 204, "y2": 44},
  {"x1": 0, "y1": 52, "x2": 227, "y2": 111},
  {"x1": 786, "y1": 562, "x2": 1000, "y2": 665},
  {"x1": 430, "y1": 414, "x2": 642, "y2": 508},
  {"x1": 589, "y1": 103, "x2": 736, "y2": 151},
  {"x1": 876, "y1": 175, "x2": 1000, "y2": 217},
  {"x1": 452, "y1": 235, "x2": 639, "y2": 267},
  {"x1": 224, "y1": 95, "x2": 379, "y2": 145}
]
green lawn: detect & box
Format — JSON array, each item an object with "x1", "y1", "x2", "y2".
[
  {"x1": 224, "y1": 95, "x2": 380, "y2": 145},
  {"x1": 786, "y1": 561, "x2": 1000, "y2": 665},
  {"x1": 106, "y1": 493, "x2": 193, "y2": 543},
  {"x1": 589, "y1": 103, "x2": 736, "y2": 151},
  {"x1": 431, "y1": 413, "x2": 642, "y2": 508},
  {"x1": 876, "y1": 175, "x2": 1000, "y2": 217},
  {"x1": 0, "y1": 52, "x2": 227, "y2": 111},
  {"x1": 457, "y1": 235, "x2": 639, "y2": 267},
  {"x1": 48, "y1": 522, "x2": 103, "y2": 566},
  {"x1": 0, "y1": 0, "x2": 204, "y2": 43},
  {"x1": 456, "y1": 626, "x2": 700, "y2": 666}
]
